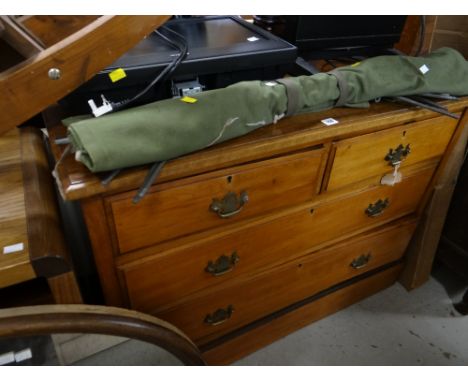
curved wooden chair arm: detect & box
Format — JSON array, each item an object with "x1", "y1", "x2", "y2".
[{"x1": 0, "y1": 304, "x2": 205, "y2": 366}]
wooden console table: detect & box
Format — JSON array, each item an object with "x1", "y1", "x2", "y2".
[{"x1": 45, "y1": 97, "x2": 468, "y2": 364}]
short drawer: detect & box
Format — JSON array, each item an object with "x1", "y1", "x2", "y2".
[
  {"x1": 325, "y1": 116, "x2": 456, "y2": 191},
  {"x1": 110, "y1": 148, "x2": 327, "y2": 253},
  {"x1": 119, "y1": 164, "x2": 434, "y2": 312},
  {"x1": 153, "y1": 219, "x2": 416, "y2": 342}
]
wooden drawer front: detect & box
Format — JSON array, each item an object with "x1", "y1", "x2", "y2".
[
  {"x1": 154, "y1": 221, "x2": 415, "y2": 342},
  {"x1": 110, "y1": 149, "x2": 326, "y2": 254},
  {"x1": 121, "y1": 165, "x2": 433, "y2": 312},
  {"x1": 326, "y1": 116, "x2": 456, "y2": 191}
]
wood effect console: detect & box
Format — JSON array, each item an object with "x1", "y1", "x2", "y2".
[{"x1": 45, "y1": 98, "x2": 468, "y2": 365}]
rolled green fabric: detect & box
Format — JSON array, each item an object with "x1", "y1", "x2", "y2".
[{"x1": 65, "y1": 47, "x2": 468, "y2": 173}]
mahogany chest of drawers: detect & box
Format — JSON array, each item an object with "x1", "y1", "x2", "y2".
[{"x1": 46, "y1": 98, "x2": 468, "y2": 364}]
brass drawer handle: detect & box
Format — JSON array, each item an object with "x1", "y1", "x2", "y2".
[
  {"x1": 385, "y1": 144, "x2": 411, "y2": 167},
  {"x1": 350, "y1": 253, "x2": 372, "y2": 269},
  {"x1": 205, "y1": 252, "x2": 240, "y2": 276},
  {"x1": 365, "y1": 198, "x2": 389, "y2": 217},
  {"x1": 210, "y1": 191, "x2": 249, "y2": 219},
  {"x1": 204, "y1": 305, "x2": 234, "y2": 326}
]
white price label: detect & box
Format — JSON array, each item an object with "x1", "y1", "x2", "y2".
[
  {"x1": 15, "y1": 348, "x2": 33, "y2": 363},
  {"x1": 419, "y1": 64, "x2": 430, "y2": 74},
  {"x1": 321, "y1": 118, "x2": 339, "y2": 126},
  {"x1": 3, "y1": 242, "x2": 24, "y2": 255}
]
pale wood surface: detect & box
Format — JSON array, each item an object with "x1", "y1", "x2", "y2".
[
  {"x1": 110, "y1": 147, "x2": 327, "y2": 254},
  {"x1": 0, "y1": 16, "x2": 170, "y2": 134},
  {"x1": 0, "y1": 128, "x2": 34, "y2": 288}
]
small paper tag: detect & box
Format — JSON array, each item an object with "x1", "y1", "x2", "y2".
[
  {"x1": 180, "y1": 96, "x2": 198, "y2": 104},
  {"x1": 381, "y1": 164, "x2": 403, "y2": 186},
  {"x1": 264, "y1": 81, "x2": 277, "y2": 87},
  {"x1": 0, "y1": 351, "x2": 15, "y2": 366},
  {"x1": 3, "y1": 242, "x2": 24, "y2": 255},
  {"x1": 14, "y1": 348, "x2": 33, "y2": 363},
  {"x1": 321, "y1": 118, "x2": 339, "y2": 126},
  {"x1": 108, "y1": 68, "x2": 127, "y2": 83},
  {"x1": 419, "y1": 64, "x2": 430, "y2": 74},
  {"x1": 247, "y1": 36, "x2": 260, "y2": 42}
]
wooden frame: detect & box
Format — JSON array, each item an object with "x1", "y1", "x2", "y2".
[{"x1": 0, "y1": 15, "x2": 170, "y2": 135}]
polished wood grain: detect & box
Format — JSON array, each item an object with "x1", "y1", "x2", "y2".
[
  {"x1": 150, "y1": 221, "x2": 414, "y2": 343},
  {"x1": 202, "y1": 264, "x2": 402, "y2": 365},
  {"x1": 395, "y1": 16, "x2": 438, "y2": 56},
  {"x1": 0, "y1": 304, "x2": 205, "y2": 365},
  {"x1": 325, "y1": 116, "x2": 457, "y2": 191},
  {"x1": 0, "y1": 16, "x2": 170, "y2": 134},
  {"x1": 48, "y1": 272, "x2": 83, "y2": 304},
  {"x1": 20, "y1": 16, "x2": 100, "y2": 48},
  {"x1": 120, "y1": 165, "x2": 432, "y2": 313},
  {"x1": 0, "y1": 252, "x2": 34, "y2": 289},
  {"x1": 0, "y1": 128, "x2": 34, "y2": 288},
  {"x1": 20, "y1": 127, "x2": 73, "y2": 278},
  {"x1": 0, "y1": 16, "x2": 45, "y2": 58},
  {"x1": 45, "y1": 99, "x2": 468, "y2": 201},
  {"x1": 110, "y1": 148, "x2": 327, "y2": 254}
]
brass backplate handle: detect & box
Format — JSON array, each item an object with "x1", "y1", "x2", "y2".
[
  {"x1": 205, "y1": 252, "x2": 240, "y2": 276},
  {"x1": 350, "y1": 253, "x2": 372, "y2": 269},
  {"x1": 204, "y1": 305, "x2": 234, "y2": 326},
  {"x1": 385, "y1": 144, "x2": 411, "y2": 167},
  {"x1": 210, "y1": 191, "x2": 249, "y2": 219},
  {"x1": 365, "y1": 198, "x2": 390, "y2": 217}
]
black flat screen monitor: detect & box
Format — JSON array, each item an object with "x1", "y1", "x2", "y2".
[
  {"x1": 256, "y1": 16, "x2": 407, "y2": 54},
  {"x1": 63, "y1": 16, "x2": 297, "y2": 113}
]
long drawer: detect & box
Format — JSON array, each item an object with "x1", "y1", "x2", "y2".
[
  {"x1": 325, "y1": 115, "x2": 456, "y2": 191},
  {"x1": 119, "y1": 164, "x2": 434, "y2": 312},
  {"x1": 109, "y1": 148, "x2": 327, "y2": 254},
  {"x1": 153, "y1": 219, "x2": 416, "y2": 342}
]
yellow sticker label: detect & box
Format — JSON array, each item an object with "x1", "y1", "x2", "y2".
[
  {"x1": 180, "y1": 96, "x2": 198, "y2": 104},
  {"x1": 109, "y1": 68, "x2": 127, "y2": 83},
  {"x1": 351, "y1": 62, "x2": 361, "y2": 67}
]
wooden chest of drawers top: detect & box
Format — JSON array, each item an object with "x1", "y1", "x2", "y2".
[{"x1": 46, "y1": 98, "x2": 468, "y2": 201}]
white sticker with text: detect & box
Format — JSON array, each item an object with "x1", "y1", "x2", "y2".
[
  {"x1": 419, "y1": 64, "x2": 430, "y2": 74},
  {"x1": 3, "y1": 242, "x2": 24, "y2": 255},
  {"x1": 321, "y1": 118, "x2": 339, "y2": 126}
]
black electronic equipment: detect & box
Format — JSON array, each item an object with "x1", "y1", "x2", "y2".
[
  {"x1": 62, "y1": 16, "x2": 297, "y2": 114},
  {"x1": 254, "y1": 15, "x2": 407, "y2": 59}
]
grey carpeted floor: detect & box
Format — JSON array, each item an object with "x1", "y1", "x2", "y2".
[{"x1": 234, "y1": 262, "x2": 468, "y2": 365}]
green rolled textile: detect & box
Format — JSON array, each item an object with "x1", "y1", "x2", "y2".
[{"x1": 65, "y1": 47, "x2": 468, "y2": 173}]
